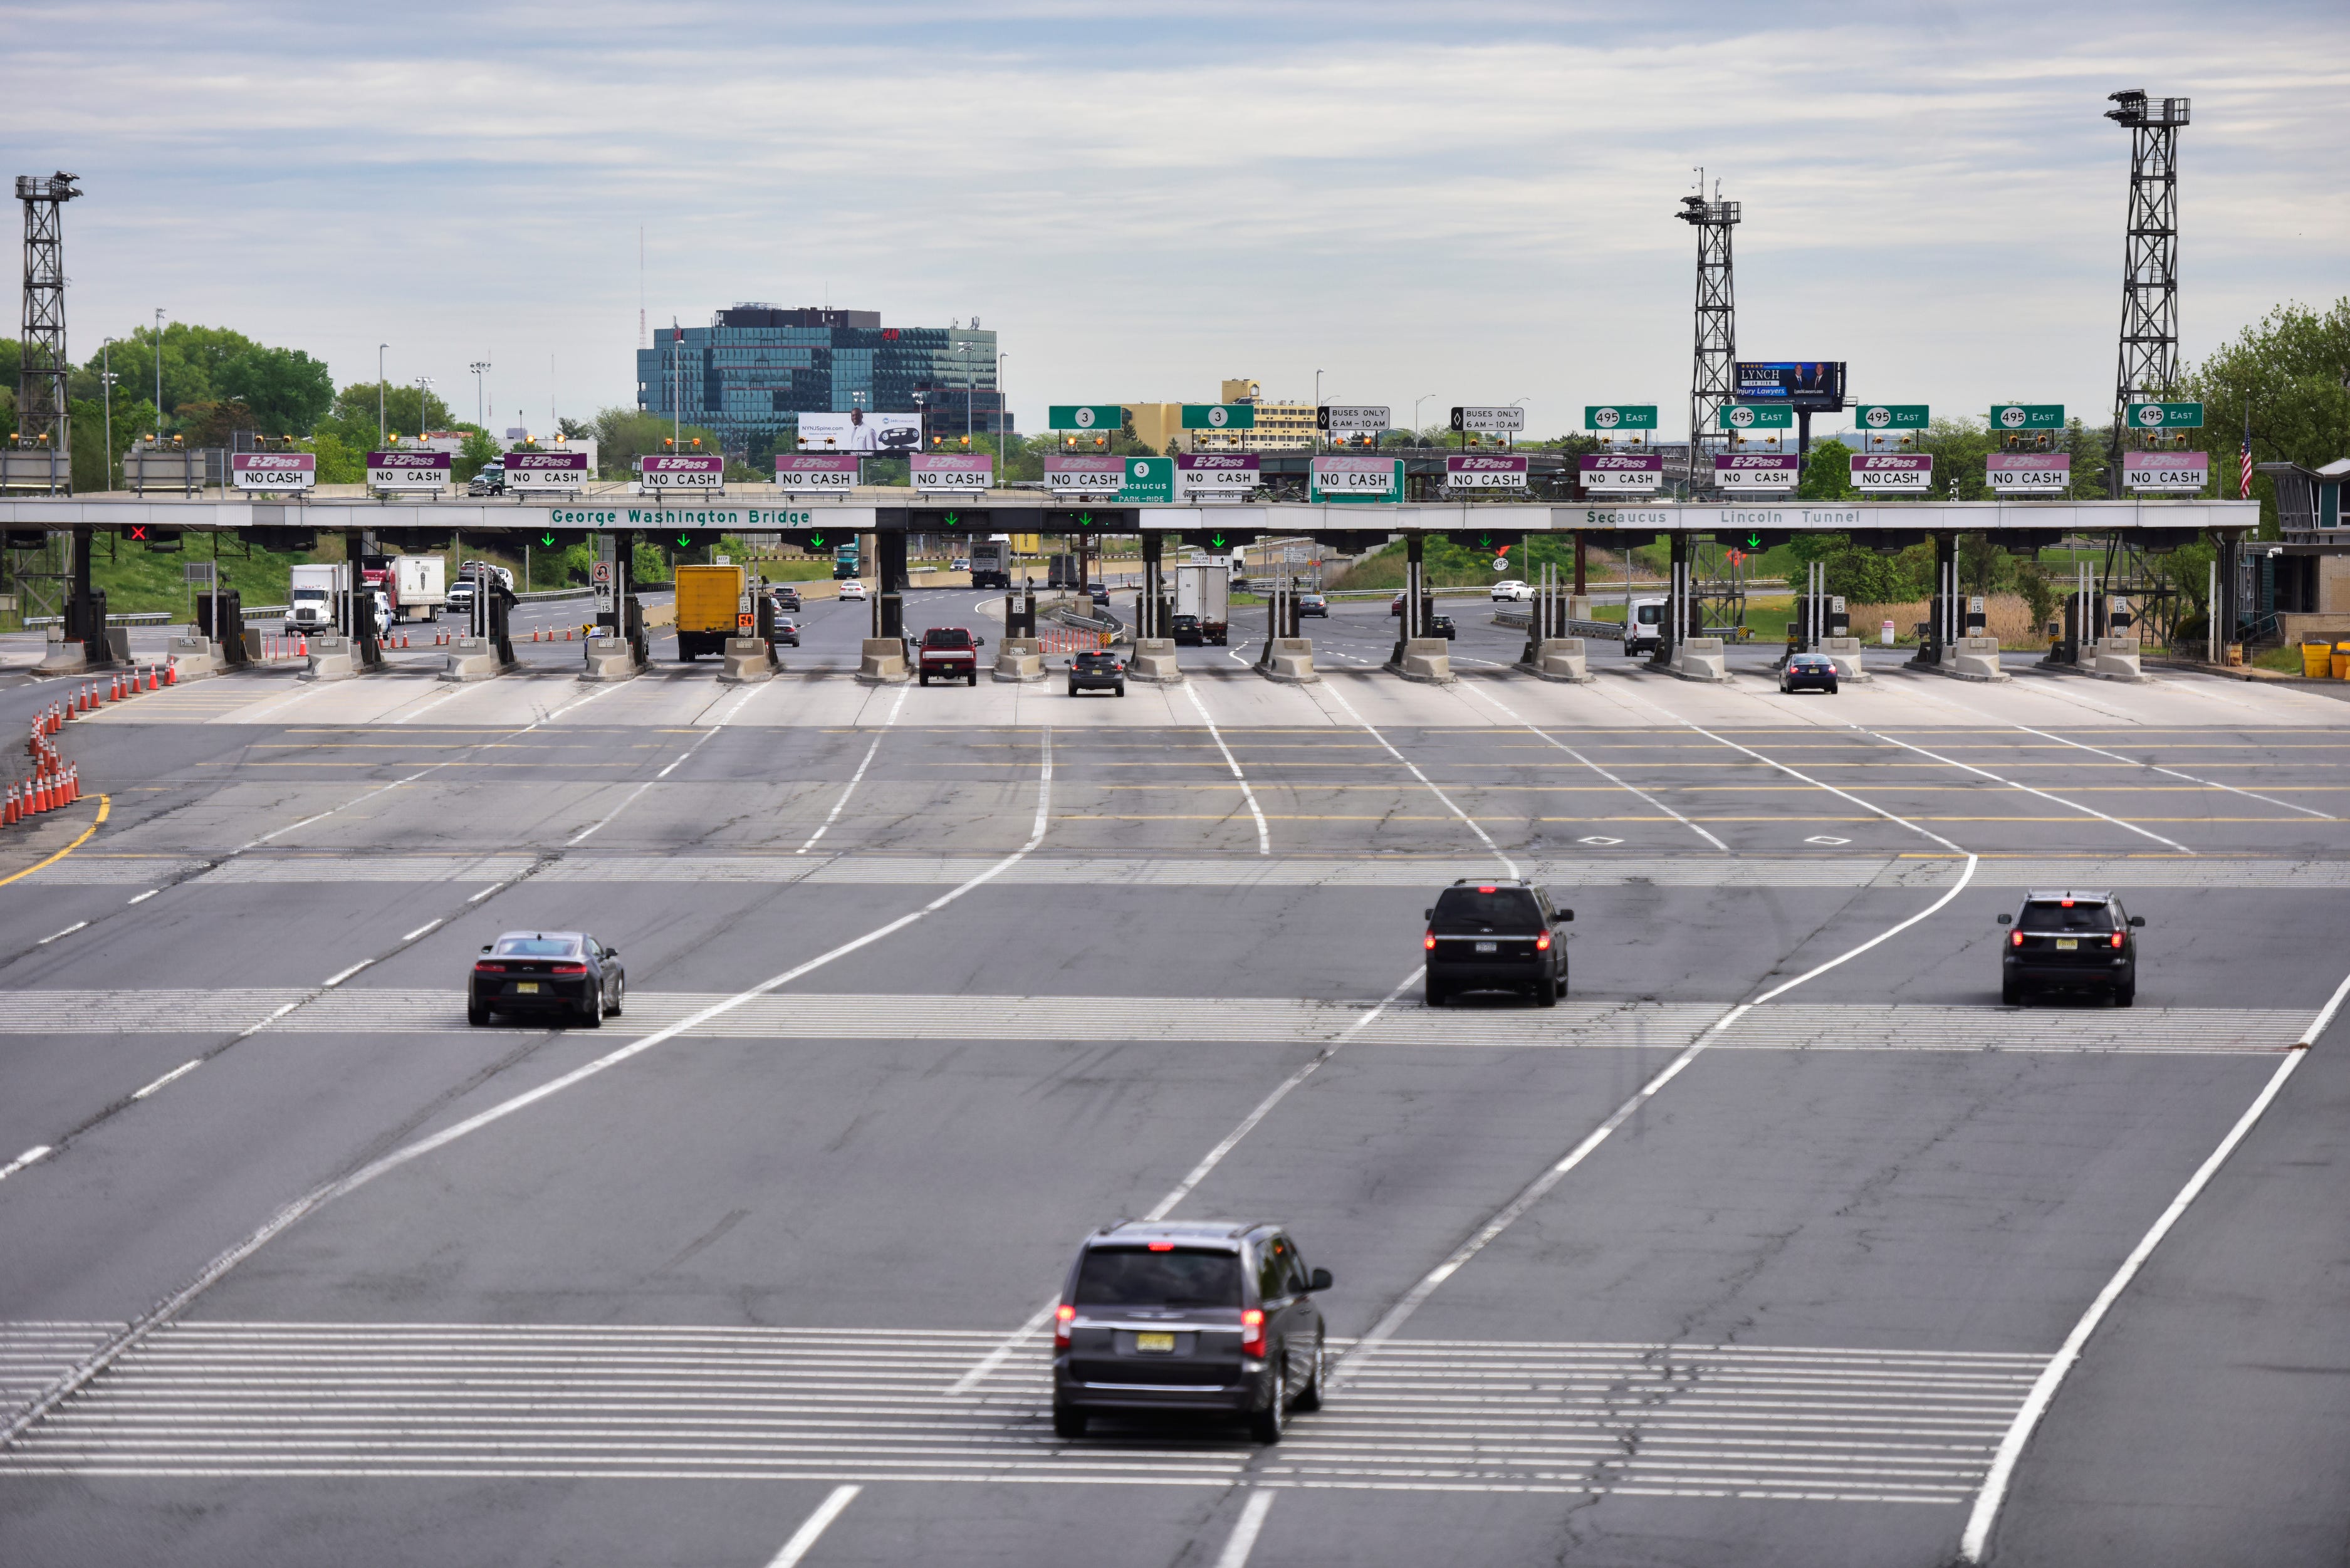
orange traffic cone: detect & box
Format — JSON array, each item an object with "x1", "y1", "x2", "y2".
[
  {"x1": 4, "y1": 782, "x2": 17, "y2": 825},
  {"x1": 32, "y1": 772, "x2": 49, "y2": 813},
  {"x1": 66, "y1": 764, "x2": 78, "y2": 804},
  {"x1": 164, "y1": 661, "x2": 177, "y2": 686}
]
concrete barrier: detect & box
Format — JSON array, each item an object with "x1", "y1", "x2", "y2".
[
  {"x1": 1819, "y1": 635, "x2": 1872, "y2": 682},
  {"x1": 439, "y1": 636, "x2": 511, "y2": 683},
  {"x1": 34, "y1": 634, "x2": 88, "y2": 677},
  {"x1": 857, "y1": 637, "x2": 910, "y2": 685},
  {"x1": 991, "y1": 636, "x2": 1046, "y2": 683},
  {"x1": 719, "y1": 635, "x2": 778, "y2": 684},
  {"x1": 1522, "y1": 637, "x2": 1593, "y2": 682},
  {"x1": 579, "y1": 637, "x2": 640, "y2": 682},
  {"x1": 1928, "y1": 635, "x2": 2009, "y2": 682},
  {"x1": 1126, "y1": 637, "x2": 1183, "y2": 684},
  {"x1": 301, "y1": 634, "x2": 360, "y2": 682},
  {"x1": 165, "y1": 635, "x2": 225, "y2": 682},
  {"x1": 1256, "y1": 636, "x2": 1319, "y2": 684},
  {"x1": 1668, "y1": 636, "x2": 1731, "y2": 682},
  {"x1": 1391, "y1": 637, "x2": 1455, "y2": 684},
  {"x1": 2089, "y1": 635, "x2": 2149, "y2": 682}
]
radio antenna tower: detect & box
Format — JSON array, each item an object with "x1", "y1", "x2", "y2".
[
  {"x1": 15, "y1": 172, "x2": 80, "y2": 456},
  {"x1": 1678, "y1": 171, "x2": 1739, "y2": 490},
  {"x1": 2105, "y1": 90, "x2": 2189, "y2": 494}
]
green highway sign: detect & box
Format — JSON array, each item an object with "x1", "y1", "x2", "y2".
[
  {"x1": 1718, "y1": 404, "x2": 1794, "y2": 431},
  {"x1": 1991, "y1": 403, "x2": 2065, "y2": 431},
  {"x1": 1118, "y1": 456, "x2": 1174, "y2": 504},
  {"x1": 1585, "y1": 405, "x2": 1659, "y2": 431},
  {"x1": 1855, "y1": 404, "x2": 1929, "y2": 431},
  {"x1": 1181, "y1": 404, "x2": 1257, "y2": 431},
  {"x1": 1048, "y1": 404, "x2": 1124, "y2": 432},
  {"x1": 2127, "y1": 400, "x2": 2204, "y2": 429}
]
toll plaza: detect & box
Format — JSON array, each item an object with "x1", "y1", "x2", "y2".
[{"x1": 0, "y1": 494, "x2": 2259, "y2": 687}]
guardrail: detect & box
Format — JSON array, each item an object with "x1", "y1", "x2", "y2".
[
  {"x1": 24, "y1": 611, "x2": 177, "y2": 628},
  {"x1": 1491, "y1": 609, "x2": 1626, "y2": 642}
]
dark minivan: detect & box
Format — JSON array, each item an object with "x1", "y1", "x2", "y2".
[
  {"x1": 1999, "y1": 890, "x2": 2143, "y2": 1006},
  {"x1": 1424, "y1": 879, "x2": 1570, "y2": 1007},
  {"x1": 1052, "y1": 1220, "x2": 1329, "y2": 1443}
]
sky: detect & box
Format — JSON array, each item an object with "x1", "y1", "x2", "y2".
[{"x1": 7, "y1": 0, "x2": 2347, "y2": 442}]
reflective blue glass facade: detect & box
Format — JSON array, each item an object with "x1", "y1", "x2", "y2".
[{"x1": 636, "y1": 306, "x2": 1001, "y2": 452}]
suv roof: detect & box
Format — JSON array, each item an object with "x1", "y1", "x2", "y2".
[
  {"x1": 1450, "y1": 876, "x2": 1532, "y2": 888},
  {"x1": 2024, "y1": 890, "x2": 2115, "y2": 902},
  {"x1": 1088, "y1": 1219, "x2": 1267, "y2": 1250}
]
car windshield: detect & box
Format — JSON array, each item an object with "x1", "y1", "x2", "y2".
[
  {"x1": 922, "y1": 630, "x2": 972, "y2": 649},
  {"x1": 2020, "y1": 901, "x2": 2116, "y2": 933},
  {"x1": 1074, "y1": 1247, "x2": 1243, "y2": 1309},
  {"x1": 1075, "y1": 654, "x2": 1115, "y2": 669},
  {"x1": 1433, "y1": 886, "x2": 1543, "y2": 933},
  {"x1": 494, "y1": 935, "x2": 582, "y2": 956}
]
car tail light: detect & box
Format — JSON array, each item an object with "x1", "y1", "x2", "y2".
[
  {"x1": 474, "y1": 961, "x2": 507, "y2": 973},
  {"x1": 2010, "y1": 930, "x2": 2024, "y2": 948},
  {"x1": 2110, "y1": 931, "x2": 2125, "y2": 949},
  {"x1": 1054, "y1": 1303, "x2": 1074, "y2": 1351},
  {"x1": 1240, "y1": 1309, "x2": 1265, "y2": 1357},
  {"x1": 1535, "y1": 931, "x2": 1552, "y2": 951},
  {"x1": 1424, "y1": 931, "x2": 1436, "y2": 951},
  {"x1": 550, "y1": 962, "x2": 588, "y2": 976}
]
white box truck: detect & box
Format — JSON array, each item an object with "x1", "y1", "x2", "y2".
[
  {"x1": 968, "y1": 536, "x2": 1015, "y2": 590},
  {"x1": 1173, "y1": 563, "x2": 1230, "y2": 646},
  {"x1": 391, "y1": 555, "x2": 446, "y2": 622},
  {"x1": 285, "y1": 563, "x2": 347, "y2": 635}
]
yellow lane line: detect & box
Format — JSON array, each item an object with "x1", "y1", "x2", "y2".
[{"x1": 0, "y1": 794, "x2": 112, "y2": 889}]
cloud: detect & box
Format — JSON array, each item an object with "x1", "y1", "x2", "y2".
[{"x1": 10, "y1": 1, "x2": 2346, "y2": 437}]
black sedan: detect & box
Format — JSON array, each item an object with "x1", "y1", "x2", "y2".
[
  {"x1": 1069, "y1": 650, "x2": 1126, "y2": 697},
  {"x1": 774, "y1": 617, "x2": 801, "y2": 647},
  {"x1": 1429, "y1": 614, "x2": 1457, "y2": 640},
  {"x1": 1780, "y1": 652, "x2": 1839, "y2": 693},
  {"x1": 1999, "y1": 891, "x2": 2143, "y2": 1006},
  {"x1": 1297, "y1": 593, "x2": 1329, "y2": 618},
  {"x1": 470, "y1": 931, "x2": 625, "y2": 1027}
]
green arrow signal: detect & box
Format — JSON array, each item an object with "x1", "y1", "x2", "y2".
[
  {"x1": 943, "y1": 512, "x2": 961, "y2": 527},
  {"x1": 540, "y1": 532, "x2": 556, "y2": 548},
  {"x1": 1745, "y1": 533, "x2": 1763, "y2": 549},
  {"x1": 808, "y1": 533, "x2": 827, "y2": 548},
  {"x1": 1209, "y1": 533, "x2": 1227, "y2": 548},
  {"x1": 675, "y1": 534, "x2": 692, "y2": 548},
  {"x1": 1078, "y1": 512, "x2": 1094, "y2": 527}
]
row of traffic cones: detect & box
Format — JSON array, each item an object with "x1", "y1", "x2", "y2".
[
  {"x1": 262, "y1": 636, "x2": 311, "y2": 661},
  {"x1": 37, "y1": 666, "x2": 169, "y2": 735},
  {"x1": 9, "y1": 720, "x2": 80, "y2": 823},
  {"x1": 527, "y1": 628, "x2": 578, "y2": 642}
]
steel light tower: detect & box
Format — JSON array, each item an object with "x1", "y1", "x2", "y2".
[
  {"x1": 15, "y1": 172, "x2": 80, "y2": 461},
  {"x1": 2105, "y1": 89, "x2": 2190, "y2": 496},
  {"x1": 469, "y1": 360, "x2": 491, "y2": 429},
  {"x1": 1678, "y1": 174, "x2": 1739, "y2": 490}
]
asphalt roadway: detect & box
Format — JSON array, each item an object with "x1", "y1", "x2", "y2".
[{"x1": 0, "y1": 604, "x2": 2346, "y2": 1568}]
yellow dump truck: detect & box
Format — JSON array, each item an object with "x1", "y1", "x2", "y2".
[{"x1": 674, "y1": 563, "x2": 749, "y2": 661}]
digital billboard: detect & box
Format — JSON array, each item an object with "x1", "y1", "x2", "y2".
[
  {"x1": 796, "y1": 410, "x2": 922, "y2": 453},
  {"x1": 1734, "y1": 362, "x2": 1847, "y2": 410}
]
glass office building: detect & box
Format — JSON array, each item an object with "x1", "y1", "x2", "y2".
[{"x1": 637, "y1": 306, "x2": 1003, "y2": 454}]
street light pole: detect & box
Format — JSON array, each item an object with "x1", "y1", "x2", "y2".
[
  {"x1": 1414, "y1": 394, "x2": 1436, "y2": 447},
  {"x1": 1314, "y1": 370, "x2": 1324, "y2": 452},
  {"x1": 153, "y1": 310, "x2": 165, "y2": 436},
  {"x1": 469, "y1": 360, "x2": 491, "y2": 429},
  {"x1": 101, "y1": 339, "x2": 117, "y2": 491},
  {"x1": 378, "y1": 344, "x2": 389, "y2": 445},
  {"x1": 415, "y1": 376, "x2": 434, "y2": 441}
]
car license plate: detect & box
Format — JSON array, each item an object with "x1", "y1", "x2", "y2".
[
  {"x1": 1135, "y1": 1332, "x2": 1176, "y2": 1354},
  {"x1": 514, "y1": 981, "x2": 540, "y2": 993},
  {"x1": 1475, "y1": 941, "x2": 1498, "y2": 954},
  {"x1": 2054, "y1": 939, "x2": 2077, "y2": 951}
]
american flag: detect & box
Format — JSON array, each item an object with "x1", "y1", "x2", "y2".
[{"x1": 2239, "y1": 441, "x2": 2254, "y2": 498}]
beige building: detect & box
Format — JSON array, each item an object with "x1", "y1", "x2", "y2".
[{"x1": 1118, "y1": 379, "x2": 1319, "y2": 455}]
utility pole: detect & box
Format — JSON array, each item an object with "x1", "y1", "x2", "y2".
[
  {"x1": 100, "y1": 340, "x2": 118, "y2": 491},
  {"x1": 14, "y1": 173, "x2": 80, "y2": 476},
  {"x1": 1678, "y1": 171, "x2": 1740, "y2": 494},
  {"x1": 2105, "y1": 89, "x2": 2190, "y2": 498},
  {"x1": 378, "y1": 344, "x2": 388, "y2": 444},
  {"x1": 470, "y1": 360, "x2": 491, "y2": 428},
  {"x1": 415, "y1": 376, "x2": 434, "y2": 440}
]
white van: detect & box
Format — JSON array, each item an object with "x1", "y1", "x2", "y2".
[{"x1": 1624, "y1": 597, "x2": 1666, "y2": 655}]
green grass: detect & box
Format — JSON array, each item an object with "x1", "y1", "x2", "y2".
[{"x1": 81, "y1": 539, "x2": 311, "y2": 619}]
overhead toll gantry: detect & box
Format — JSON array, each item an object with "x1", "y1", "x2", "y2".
[{"x1": 0, "y1": 494, "x2": 2259, "y2": 682}]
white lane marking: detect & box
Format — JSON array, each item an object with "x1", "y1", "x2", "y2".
[
  {"x1": 466, "y1": 884, "x2": 505, "y2": 903},
  {"x1": 36, "y1": 921, "x2": 88, "y2": 946},
  {"x1": 765, "y1": 1484, "x2": 862, "y2": 1568},
  {"x1": 798, "y1": 683, "x2": 910, "y2": 855},
  {"x1": 401, "y1": 919, "x2": 443, "y2": 943},
  {"x1": 1214, "y1": 1491, "x2": 1278, "y2": 1568},
  {"x1": 127, "y1": 890, "x2": 157, "y2": 906},
  {"x1": 568, "y1": 709, "x2": 735, "y2": 846},
  {"x1": 1184, "y1": 681, "x2": 1270, "y2": 855},
  {"x1": 1844, "y1": 723, "x2": 2196, "y2": 855},
  {"x1": 320, "y1": 959, "x2": 373, "y2": 988},
  {"x1": 1337, "y1": 850, "x2": 1982, "y2": 1387},
  {"x1": 1317, "y1": 679, "x2": 1519, "y2": 877},
  {"x1": 944, "y1": 964, "x2": 1424, "y2": 1398},
  {"x1": 1957, "y1": 958, "x2": 2350, "y2": 1562},
  {"x1": 1450, "y1": 681, "x2": 1728, "y2": 852},
  {"x1": 239, "y1": 770, "x2": 431, "y2": 852},
  {"x1": 233, "y1": 1001, "x2": 301, "y2": 1042},
  {"x1": 0, "y1": 728, "x2": 1058, "y2": 1450},
  {"x1": 0, "y1": 1146, "x2": 53, "y2": 1183},
  {"x1": 130, "y1": 1060, "x2": 202, "y2": 1100}
]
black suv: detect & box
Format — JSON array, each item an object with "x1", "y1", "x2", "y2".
[
  {"x1": 1424, "y1": 879, "x2": 1570, "y2": 1006},
  {"x1": 1068, "y1": 650, "x2": 1125, "y2": 697},
  {"x1": 1053, "y1": 1220, "x2": 1330, "y2": 1444},
  {"x1": 771, "y1": 586, "x2": 802, "y2": 614},
  {"x1": 1999, "y1": 891, "x2": 2143, "y2": 1006}
]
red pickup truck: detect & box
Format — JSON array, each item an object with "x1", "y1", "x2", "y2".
[{"x1": 916, "y1": 627, "x2": 982, "y2": 686}]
